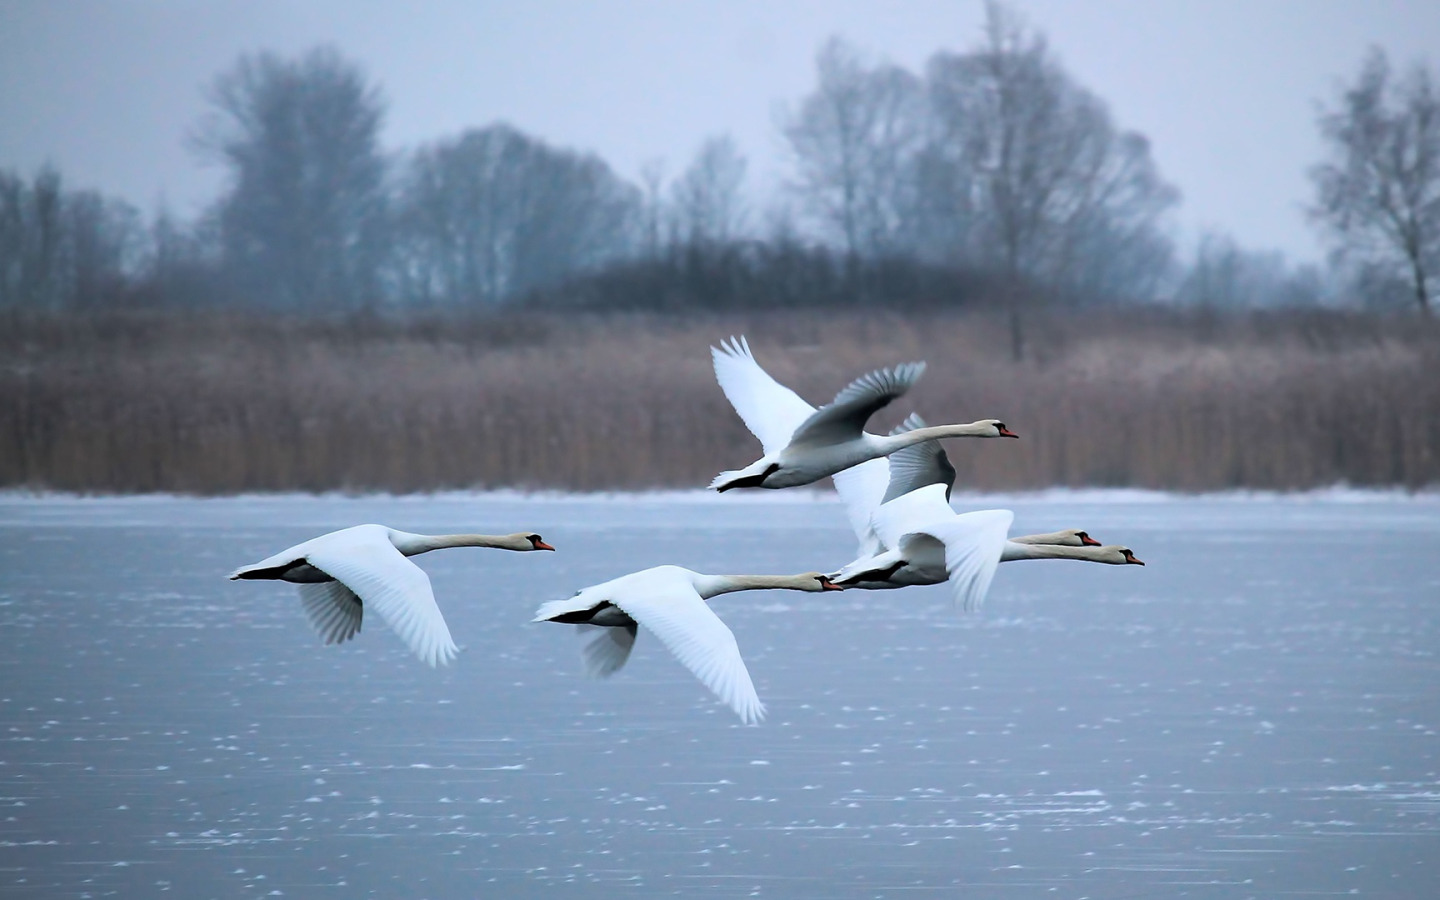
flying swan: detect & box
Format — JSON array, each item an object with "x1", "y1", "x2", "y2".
[
  {"x1": 534, "y1": 565, "x2": 843, "y2": 724},
  {"x1": 709, "y1": 336, "x2": 1017, "y2": 492},
  {"x1": 828, "y1": 483, "x2": 1144, "y2": 611},
  {"x1": 831, "y1": 413, "x2": 1100, "y2": 557},
  {"x1": 231, "y1": 524, "x2": 555, "y2": 667}
]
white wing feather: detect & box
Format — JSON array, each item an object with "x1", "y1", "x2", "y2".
[
  {"x1": 914, "y1": 509, "x2": 1014, "y2": 612},
  {"x1": 787, "y1": 362, "x2": 926, "y2": 449},
  {"x1": 831, "y1": 459, "x2": 890, "y2": 557},
  {"x1": 711, "y1": 336, "x2": 815, "y2": 456},
  {"x1": 882, "y1": 414, "x2": 956, "y2": 503},
  {"x1": 870, "y1": 483, "x2": 958, "y2": 551},
  {"x1": 580, "y1": 624, "x2": 638, "y2": 678},
  {"x1": 297, "y1": 581, "x2": 363, "y2": 645},
  {"x1": 304, "y1": 531, "x2": 458, "y2": 667},
  {"x1": 612, "y1": 574, "x2": 765, "y2": 725}
]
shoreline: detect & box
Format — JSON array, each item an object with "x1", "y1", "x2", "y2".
[{"x1": 2, "y1": 483, "x2": 1436, "y2": 506}]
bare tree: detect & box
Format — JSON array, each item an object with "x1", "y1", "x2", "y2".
[
  {"x1": 0, "y1": 166, "x2": 144, "y2": 309},
  {"x1": 1176, "y1": 231, "x2": 1325, "y2": 308},
  {"x1": 672, "y1": 135, "x2": 748, "y2": 246},
  {"x1": 924, "y1": 2, "x2": 1176, "y2": 354},
  {"x1": 194, "y1": 46, "x2": 389, "y2": 310},
  {"x1": 396, "y1": 124, "x2": 639, "y2": 306},
  {"x1": 1311, "y1": 48, "x2": 1440, "y2": 315},
  {"x1": 637, "y1": 158, "x2": 669, "y2": 260},
  {"x1": 781, "y1": 38, "x2": 924, "y2": 261}
]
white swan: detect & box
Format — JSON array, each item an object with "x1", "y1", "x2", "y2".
[
  {"x1": 534, "y1": 566, "x2": 843, "y2": 724},
  {"x1": 231, "y1": 524, "x2": 555, "y2": 666},
  {"x1": 828, "y1": 484, "x2": 1144, "y2": 610},
  {"x1": 709, "y1": 336, "x2": 1016, "y2": 491},
  {"x1": 831, "y1": 415, "x2": 1100, "y2": 556}
]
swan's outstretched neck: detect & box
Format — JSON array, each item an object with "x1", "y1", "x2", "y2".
[
  {"x1": 389, "y1": 531, "x2": 535, "y2": 555},
  {"x1": 693, "y1": 573, "x2": 833, "y2": 598},
  {"x1": 999, "y1": 543, "x2": 1142, "y2": 565},
  {"x1": 877, "y1": 421, "x2": 1010, "y2": 452}
]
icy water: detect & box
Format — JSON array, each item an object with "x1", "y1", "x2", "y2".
[{"x1": 1, "y1": 491, "x2": 1438, "y2": 899}]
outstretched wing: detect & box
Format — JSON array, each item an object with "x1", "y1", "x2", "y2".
[
  {"x1": 296, "y1": 581, "x2": 363, "y2": 645},
  {"x1": 711, "y1": 336, "x2": 816, "y2": 456},
  {"x1": 881, "y1": 414, "x2": 956, "y2": 504},
  {"x1": 915, "y1": 509, "x2": 1014, "y2": 613},
  {"x1": 579, "y1": 623, "x2": 638, "y2": 678},
  {"x1": 304, "y1": 530, "x2": 458, "y2": 667},
  {"x1": 871, "y1": 483, "x2": 957, "y2": 551},
  {"x1": 831, "y1": 458, "x2": 890, "y2": 556},
  {"x1": 613, "y1": 579, "x2": 765, "y2": 725},
  {"x1": 788, "y1": 362, "x2": 926, "y2": 449},
  {"x1": 832, "y1": 413, "x2": 955, "y2": 556}
]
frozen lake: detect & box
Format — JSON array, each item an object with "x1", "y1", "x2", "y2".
[{"x1": 1, "y1": 490, "x2": 1438, "y2": 898}]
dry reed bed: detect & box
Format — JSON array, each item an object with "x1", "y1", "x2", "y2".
[{"x1": 2, "y1": 308, "x2": 1436, "y2": 493}]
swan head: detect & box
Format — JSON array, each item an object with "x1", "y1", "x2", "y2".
[
  {"x1": 978, "y1": 419, "x2": 1019, "y2": 438},
  {"x1": 1105, "y1": 546, "x2": 1144, "y2": 565},
  {"x1": 1056, "y1": 529, "x2": 1102, "y2": 546},
  {"x1": 524, "y1": 533, "x2": 556, "y2": 551}
]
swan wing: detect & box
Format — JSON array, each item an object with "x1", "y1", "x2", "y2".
[
  {"x1": 870, "y1": 483, "x2": 956, "y2": 551},
  {"x1": 831, "y1": 459, "x2": 890, "y2": 555},
  {"x1": 296, "y1": 581, "x2": 363, "y2": 645},
  {"x1": 229, "y1": 535, "x2": 320, "y2": 579},
  {"x1": 304, "y1": 530, "x2": 458, "y2": 667},
  {"x1": 711, "y1": 335, "x2": 816, "y2": 456},
  {"x1": 579, "y1": 623, "x2": 638, "y2": 678},
  {"x1": 612, "y1": 576, "x2": 765, "y2": 724},
  {"x1": 914, "y1": 509, "x2": 1014, "y2": 613},
  {"x1": 788, "y1": 361, "x2": 926, "y2": 449},
  {"x1": 881, "y1": 414, "x2": 957, "y2": 504}
]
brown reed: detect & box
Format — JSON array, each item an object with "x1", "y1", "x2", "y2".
[{"x1": 1, "y1": 307, "x2": 1436, "y2": 494}]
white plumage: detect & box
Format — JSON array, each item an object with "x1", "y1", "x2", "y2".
[
  {"x1": 535, "y1": 565, "x2": 841, "y2": 724},
  {"x1": 231, "y1": 524, "x2": 554, "y2": 667}
]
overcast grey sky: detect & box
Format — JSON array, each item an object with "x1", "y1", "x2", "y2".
[{"x1": 3, "y1": 0, "x2": 1438, "y2": 263}]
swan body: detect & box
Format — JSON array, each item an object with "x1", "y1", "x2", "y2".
[
  {"x1": 534, "y1": 566, "x2": 842, "y2": 724},
  {"x1": 709, "y1": 336, "x2": 1015, "y2": 491},
  {"x1": 231, "y1": 524, "x2": 554, "y2": 667},
  {"x1": 829, "y1": 484, "x2": 1143, "y2": 610}
]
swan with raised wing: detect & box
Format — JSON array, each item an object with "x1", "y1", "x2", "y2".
[
  {"x1": 831, "y1": 414, "x2": 1101, "y2": 557},
  {"x1": 709, "y1": 336, "x2": 1017, "y2": 492},
  {"x1": 231, "y1": 524, "x2": 555, "y2": 667},
  {"x1": 828, "y1": 483, "x2": 1143, "y2": 611},
  {"x1": 535, "y1": 565, "x2": 843, "y2": 724}
]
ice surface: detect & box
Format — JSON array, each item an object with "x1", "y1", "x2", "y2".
[{"x1": 0, "y1": 491, "x2": 1437, "y2": 897}]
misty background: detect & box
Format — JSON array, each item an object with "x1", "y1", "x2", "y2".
[{"x1": 1, "y1": 0, "x2": 1438, "y2": 492}]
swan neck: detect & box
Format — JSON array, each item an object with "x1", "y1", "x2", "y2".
[
  {"x1": 880, "y1": 422, "x2": 990, "y2": 450},
  {"x1": 696, "y1": 573, "x2": 816, "y2": 598},
  {"x1": 1000, "y1": 542, "x2": 1111, "y2": 563},
  {"x1": 1010, "y1": 531, "x2": 1082, "y2": 546},
  {"x1": 393, "y1": 532, "x2": 521, "y2": 555}
]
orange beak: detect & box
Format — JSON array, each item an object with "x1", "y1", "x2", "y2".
[
  {"x1": 1080, "y1": 532, "x2": 1102, "y2": 546},
  {"x1": 1125, "y1": 552, "x2": 1145, "y2": 566},
  {"x1": 998, "y1": 425, "x2": 1019, "y2": 438},
  {"x1": 820, "y1": 577, "x2": 845, "y2": 591},
  {"x1": 533, "y1": 539, "x2": 556, "y2": 551}
]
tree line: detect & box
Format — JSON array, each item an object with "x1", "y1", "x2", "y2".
[{"x1": 2, "y1": 2, "x2": 1436, "y2": 318}]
